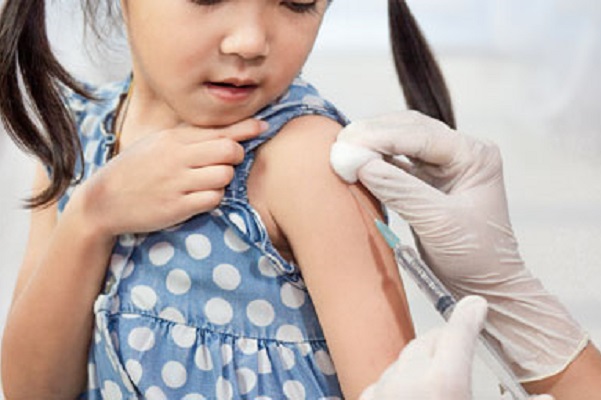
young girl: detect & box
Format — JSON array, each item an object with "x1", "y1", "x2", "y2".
[{"x1": 0, "y1": 1, "x2": 454, "y2": 398}]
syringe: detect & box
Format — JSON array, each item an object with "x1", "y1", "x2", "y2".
[{"x1": 374, "y1": 218, "x2": 530, "y2": 400}]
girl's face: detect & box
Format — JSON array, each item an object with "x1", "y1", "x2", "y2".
[{"x1": 122, "y1": 0, "x2": 328, "y2": 127}]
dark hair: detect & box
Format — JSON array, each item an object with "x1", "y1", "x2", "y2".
[
  {"x1": 0, "y1": 1, "x2": 88, "y2": 208},
  {"x1": 389, "y1": 0, "x2": 456, "y2": 129},
  {"x1": 0, "y1": 0, "x2": 455, "y2": 209}
]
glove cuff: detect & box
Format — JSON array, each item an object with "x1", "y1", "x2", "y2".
[{"x1": 451, "y1": 274, "x2": 588, "y2": 382}]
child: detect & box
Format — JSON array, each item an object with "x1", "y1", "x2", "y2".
[{"x1": 0, "y1": 1, "x2": 453, "y2": 398}]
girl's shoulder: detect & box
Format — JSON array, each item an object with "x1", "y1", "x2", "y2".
[{"x1": 244, "y1": 77, "x2": 349, "y2": 153}]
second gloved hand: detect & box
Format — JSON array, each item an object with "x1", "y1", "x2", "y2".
[
  {"x1": 331, "y1": 111, "x2": 588, "y2": 383},
  {"x1": 360, "y1": 296, "x2": 553, "y2": 400}
]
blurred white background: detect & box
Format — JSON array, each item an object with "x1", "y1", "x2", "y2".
[{"x1": 1, "y1": 0, "x2": 601, "y2": 398}]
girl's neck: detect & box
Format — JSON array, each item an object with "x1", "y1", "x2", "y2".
[{"x1": 117, "y1": 80, "x2": 184, "y2": 153}]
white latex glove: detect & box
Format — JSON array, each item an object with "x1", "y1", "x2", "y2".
[
  {"x1": 360, "y1": 296, "x2": 553, "y2": 400},
  {"x1": 331, "y1": 111, "x2": 588, "y2": 383}
]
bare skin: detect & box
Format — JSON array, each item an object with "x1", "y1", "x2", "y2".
[{"x1": 248, "y1": 115, "x2": 415, "y2": 398}]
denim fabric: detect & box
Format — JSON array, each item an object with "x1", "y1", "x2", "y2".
[{"x1": 59, "y1": 76, "x2": 350, "y2": 399}]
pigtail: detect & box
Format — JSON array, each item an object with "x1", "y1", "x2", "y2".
[
  {"x1": 0, "y1": 0, "x2": 89, "y2": 208},
  {"x1": 388, "y1": 0, "x2": 456, "y2": 129}
]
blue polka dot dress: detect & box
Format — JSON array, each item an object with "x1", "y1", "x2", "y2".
[{"x1": 59, "y1": 75, "x2": 350, "y2": 399}]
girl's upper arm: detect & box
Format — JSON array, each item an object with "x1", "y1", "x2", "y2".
[
  {"x1": 261, "y1": 115, "x2": 415, "y2": 399},
  {"x1": 11, "y1": 163, "x2": 59, "y2": 305}
]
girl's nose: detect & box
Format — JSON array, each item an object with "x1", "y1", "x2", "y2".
[{"x1": 220, "y1": 15, "x2": 270, "y2": 60}]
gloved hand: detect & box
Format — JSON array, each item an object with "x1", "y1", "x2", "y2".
[
  {"x1": 331, "y1": 111, "x2": 588, "y2": 383},
  {"x1": 360, "y1": 296, "x2": 553, "y2": 400}
]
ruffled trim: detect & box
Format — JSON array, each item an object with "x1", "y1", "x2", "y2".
[{"x1": 87, "y1": 309, "x2": 342, "y2": 399}]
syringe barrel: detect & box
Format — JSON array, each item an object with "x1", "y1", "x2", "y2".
[
  {"x1": 394, "y1": 246, "x2": 456, "y2": 318},
  {"x1": 393, "y1": 245, "x2": 529, "y2": 400},
  {"x1": 476, "y1": 330, "x2": 529, "y2": 400}
]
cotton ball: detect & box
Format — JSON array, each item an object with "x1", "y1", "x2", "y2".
[{"x1": 330, "y1": 141, "x2": 383, "y2": 184}]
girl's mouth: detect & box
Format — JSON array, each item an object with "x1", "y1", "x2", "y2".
[{"x1": 205, "y1": 81, "x2": 259, "y2": 103}]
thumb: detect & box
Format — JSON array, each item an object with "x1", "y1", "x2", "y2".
[
  {"x1": 358, "y1": 158, "x2": 447, "y2": 229},
  {"x1": 434, "y1": 296, "x2": 488, "y2": 369}
]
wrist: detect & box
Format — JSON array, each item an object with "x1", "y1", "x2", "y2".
[
  {"x1": 62, "y1": 183, "x2": 116, "y2": 246},
  {"x1": 451, "y1": 273, "x2": 588, "y2": 382}
]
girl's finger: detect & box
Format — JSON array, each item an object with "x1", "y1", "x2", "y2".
[
  {"x1": 176, "y1": 119, "x2": 268, "y2": 144},
  {"x1": 221, "y1": 118, "x2": 269, "y2": 142},
  {"x1": 182, "y1": 165, "x2": 236, "y2": 192},
  {"x1": 182, "y1": 139, "x2": 245, "y2": 168},
  {"x1": 181, "y1": 189, "x2": 226, "y2": 216}
]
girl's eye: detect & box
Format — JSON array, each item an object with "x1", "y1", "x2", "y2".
[{"x1": 283, "y1": 1, "x2": 318, "y2": 14}]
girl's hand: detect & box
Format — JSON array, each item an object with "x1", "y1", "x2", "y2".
[
  {"x1": 70, "y1": 118, "x2": 266, "y2": 237},
  {"x1": 330, "y1": 111, "x2": 587, "y2": 384}
]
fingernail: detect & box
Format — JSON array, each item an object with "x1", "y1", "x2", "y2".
[{"x1": 259, "y1": 120, "x2": 269, "y2": 131}]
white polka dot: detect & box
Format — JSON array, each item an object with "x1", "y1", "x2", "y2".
[
  {"x1": 88, "y1": 363, "x2": 98, "y2": 390},
  {"x1": 125, "y1": 359, "x2": 143, "y2": 385},
  {"x1": 205, "y1": 298, "x2": 233, "y2": 325},
  {"x1": 145, "y1": 386, "x2": 167, "y2": 400},
  {"x1": 195, "y1": 345, "x2": 214, "y2": 371},
  {"x1": 117, "y1": 367, "x2": 132, "y2": 388},
  {"x1": 119, "y1": 234, "x2": 136, "y2": 247},
  {"x1": 211, "y1": 209, "x2": 224, "y2": 217},
  {"x1": 224, "y1": 227, "x2": 250, "y2": 252},
  {"x1": 81, "y1": 115, "x2": 96, "y2": 137},
  {"x1": 221, "y1": 344, "x2": 233, "y2": 365},
  {"x1": 216, "y1": 377, "x2": 234, "y2": 400},
  {"x1": 297, "y1": 343, "x2": 312, "y2": 357},
  {"x1": 166, "y1": 269, "x2": 192, "y2": 295},
  {"x1": 281, "y1": 283, "x2": 306, "y2": 309},
  {"x1": 159, "y1": 307, "x2": 185, "y2": 324},
  {"x1": 212, "y1": 264, "x2": 241, "y2": 291},
  {"x1": 229, "y1": 213, "x2": 248, "y2": 234},
  {"x1": 85, "y1": 140, "x2": 100, "y2": 160},
  {"x1": 302, "y1": 95, "x2": 326, "y2": 108},
  {"x1": 258, "y1": 349, "x2": 272, "y2": 374},
  {"x1": 236, "y1": 368, "x2": 257, "y2": 394},
  {"x1": 237, "y1": 338, "x2": 258, "y2": 355},
  {"x1": 258, "y1": 256, "x2": 279, "y2": 278},
  {"x1": 256, "y1": 397, "x2": 273, "y2": 400},
  {"x1": 186, "y1": 234, "x2": 212, "y2": 260},
  {"x1": 283, "y1": 380, "x2": 306, "y2": 400},
  {"x1": 182, "y1": 395, "x2": 206, "y2": 400},
  {"x1": 122, "y1": 261, "x2": 135, "y2": 279},
  {"x1": 135, "y1": 235, "x2": 147, "y2": 246},
  {"x1": 278, "y1": 346, "x2": 296, "y2": 370},
  {"x1": 276, "y1": 325, "x2": 304, "y2": 342},
  {"x1": 315, "y1": 350, "x2": 337, "y2": 375},
  {"x1": 101, "y1": 380, "x2": 123, "y2": 400},
  {"x1": 149, "y1": 242, "x2": 175, "y2": 266},
  {"x1": 131, "y1": 285, "x2": 158, "y2": 311},
  {"x1": 172, "y1": 324, "x2": 197, "y2": 348},
  {"x1": 162, "y1": 361, "x2": 187, "y2": 389},
  {"x1": 247, "y1": 300, "x2": 275, "y2": 327},
  {"x1": 109, "y1": 254, "x2": 126, "y2": 276},
  {"x1": 128, "y1": 327, "x2": 155, "y2": 352}
]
